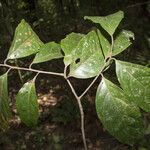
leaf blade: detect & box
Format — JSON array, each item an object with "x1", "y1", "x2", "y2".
[
  {"x1": 7, "y1": 19, "x2": 43, "y2": 59},
  {"x1": 32, "y1": 42, "x2": 63, "y2": 64},
  {"x1": 69, "y1": 30, "x2": 104, "y2": 78},
  {"x1": 96, "y1": 29, "x2": 110, "y2": 57},
  {"x1": 16, "y1": 81, "x2": 39, "y2": 126},
  {"x1": 115, "y1": 60, "x2": 150, "y2": 112},
  {"x1": 113, "y1": 30, "x2": 134, "y2": 56},
  {"x1": 0, "y1": 73, "x2": 12, "y2": 119},
  {"x1": 84, "y1": 11, "x2": 124, "y2": 35},
  {"x1": 96, "y1": 78, "x2": 144, "y2": 145},
  {"x1": 61, "y1": 32, "x2": 84, "y2": 66}
]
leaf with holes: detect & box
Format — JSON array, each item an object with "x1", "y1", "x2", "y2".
[
  {"x1": 7, "y1": 19, "x2": 43, "y2": 59},
  {"x1": 112, "y1": 30, "x2": 134, "y2": 56},
  {"x1": 61, "y1": 32, "x2": 84, "y2": 66},
  {"x1": 115, "y1": 60, "x2": 150, "y2": 112},
  {"x1": 84, "y1": 11, "x2": 124, "y2": 36},
  {"x1": 32, "y1": 42, "x2": 63, "y2": 64},
  {"x1": 0, "y1": 73, "x2": 12, "y2": 119},
  {"x1": 69, "y1": 30, "x2": 104, "y2": 78},
  {"x1": 96, "y1": 78, "x2": 144, "y2": 145},
  {"x1": 16, "y1": 81, "x2": 39, "y2": 126}
]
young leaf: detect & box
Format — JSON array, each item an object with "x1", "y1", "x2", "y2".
[
  {"x1": 0, "y1": 73, "x2": 12, "y2": 119},
  {"x1": 96, "y1": 78, "x2": 144, "y2": 145},
  {"x1": 112, "y1": 30, "x2": 134, "y2": 56},
  {"x1": 16, "y1": 81, "x2": 39, "y2": 126},
  {"x1": 84, "y1": 11, "x2": 124, "y2": 36},
  {"x1": 32, "y1": 42, "x2": 63, "y2": 64},
  {"x1": 7, "y1": 19, "x2": 43, "y2": 59},
  {"x1": 61, "y1": 32, "x2": 84, "y2": 66},
  {"x1": 69, "y1": 30, "x2": 104, "y2": 78},
  {"x1": 115, "y1": 60, "x2": 150, "y2": 112}
]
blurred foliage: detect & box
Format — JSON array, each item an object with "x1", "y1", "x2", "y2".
[{"x1": 50, "y1": 96, "x2": 79, "y2": 124}]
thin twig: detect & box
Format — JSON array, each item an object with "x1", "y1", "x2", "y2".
[
  {"x1": 33, "y1": 72, "x2": 40, "y2": 82},
  {"x1": 64, "y1": 66, "x2": 88, "y2": 150},
  {"x1": 0, "y1": 64, "x2": 64, "y2": 77},
  {"x1": 4, "y1": 59, "x2": 8, "y2": 65},
  {"x1": 6, "y1": 68, "x2": 11, "y2": 74},
  {"x1": 79, "y1": 71, "x2": 100, "y2": 99},
  {"x1": 15, "y1": 60, "x2": 24, "y2": 84}
]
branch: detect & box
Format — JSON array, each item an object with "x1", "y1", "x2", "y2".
[
  {"x1": 64, "y1": 66, "x2": 88, "y2": 150},
  {"x1": 0, "y1": 64, "x2": 64, "y2": 77}
]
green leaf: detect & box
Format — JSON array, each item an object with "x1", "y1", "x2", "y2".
[
  {"x1": 84, "y1": 11, "x2": 124, "y2": 36},
  {"x1": 32, "y1": 42, "x2": 63, "y2": 64},
  {"x1": 16, "y1": 81, "x2": 39, "y2": 126},
  {"x1": 96, "y1": 78, "x2": 144, "y2": 145},
  {"x1": 96, "y1": 29, "x2": 110, "y2": 57},
  {"x1": 113, "y1": 30, "x2": 134, "y2": 56},
  {"x1": 69, "y1": 30, "x2": 104, "y2": 78},
  {"x1": 0, "y1": 73, "x2": 12, "y2": 119},
  {"x1": 115, "y1": 60, "x2": 150, "y2": 112},
  {"x1": 7, "y1": 19, "x2": 43, "y2": 59},
  {"x1": 61, "y1": 32, "x2": 84, "y2": 66}
]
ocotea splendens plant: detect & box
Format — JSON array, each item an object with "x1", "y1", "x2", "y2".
[{"x1": 0, "y1": 10, "x2": 149, "y2": 150}]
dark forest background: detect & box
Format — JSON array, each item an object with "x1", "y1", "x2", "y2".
[{"x1": 0, "y1": 0, "x2": 150, "y2": 150}]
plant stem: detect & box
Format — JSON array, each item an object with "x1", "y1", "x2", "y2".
[
  {"x1": 15, "y1": 60, "x2": 24, "y2": 84},
  {"x1": 0, "y1": 64, "x2": 64, "y2": 77},
  {"x1": 64, "y1": 66, "x2": 88, "y2": 150},
  {"x1": 79, "y1": 75, "x2": 99, "y2": 99}
]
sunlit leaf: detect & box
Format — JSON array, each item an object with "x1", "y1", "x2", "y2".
[
  {"x1": 0, "y1": 73, "x2": 12, "y2": 119},
  {"x1": 96, "y1": 78, "x2": 144, "y2": 145},
  {"x1": 113, "y1": 30, "x2": 134, "y2": 56},
  {"x1": 7, "y1": 19, "x2": 43, "y2": 59},
  {"x1": 16, "y1": 81, "x2": 39, "y2": 126},
  {"x1": 61, "y1": 32, "x2": 84, "y2": 66},
  {"x1": 84, "y1": 11, "x2": 124, "y2": 35},
  {"x1": 115, "y1": 60, "x2": 150, "y2": 112},
  {"x1": 69, "y1": 30, "x2": 104, "y2": 78},
  {"x1": 32, "y1": 42, "x2": 63, "y2": 64}
]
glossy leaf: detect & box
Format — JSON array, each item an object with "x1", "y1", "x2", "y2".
[
  {"x1": 32, "y1": 42, "x2": 63, "y2": 64},
  {"x1": 115, "y1": 60, "x2": 150, "y2": 112},
  {"x1": 113, "y1": 30, "x2": 134, "y2": 56},
  {"x1": 7, "y1": 19, "x2": 43, "y2": 59},
  {"x1": 0, "y1": 73, "x2": 12, "y2": 119},
  {"x1": 69, "y1": 30, "x2": 104, "y2": 78},
  {"x1": 61, "y1": 32, "x2": 84, "y2": 66},
  {"x1": 16, "y1": 81, "x2": 39, "y2": 126},
  {"x1": 84, "y1": 11, "x2": 124, "y2": 35},
  {"x1": 96, "y1": 78, "x2": 144, "y2": 145}
]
